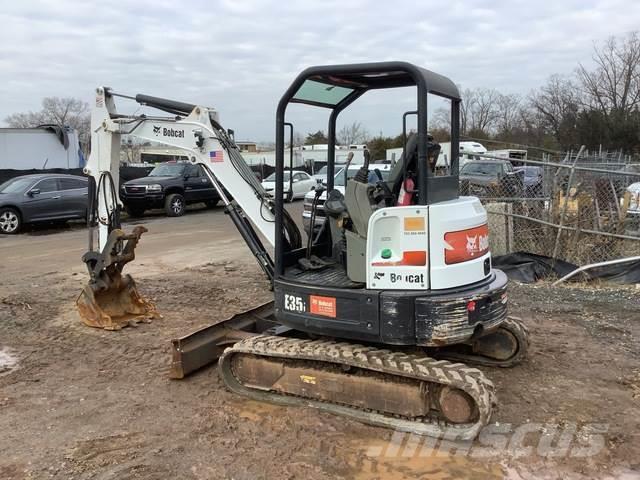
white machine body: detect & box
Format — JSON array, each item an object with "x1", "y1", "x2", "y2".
[{"x1": 366, "y1": 197, "x2": 490, "y2": 290}]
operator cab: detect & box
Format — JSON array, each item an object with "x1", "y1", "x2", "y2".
[
  {"x1": 276, "y1": 63, "x2": 462, "y2": 285},
  {"x1": 272, "y1": 62, "x2": 500, "y2": 344}
]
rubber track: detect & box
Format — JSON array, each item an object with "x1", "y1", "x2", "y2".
[
  {"x1": 435, "y1": 316, "x2": 530, "y2": 368},
  {"x1": 219, "y1": 335, "x2": 495, "y2": 440}
]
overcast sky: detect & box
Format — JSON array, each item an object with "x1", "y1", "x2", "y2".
[{"x1": 1, "y1": 0, "x2": 639, "y2": 141}]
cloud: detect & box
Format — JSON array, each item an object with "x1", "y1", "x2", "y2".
[{"x1": 0, "y1": 0, "x2": 639, "y2": 141}]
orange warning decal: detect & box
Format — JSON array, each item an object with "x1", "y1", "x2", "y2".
[
  {"x1": 402, "y1": 250, "x2": 427, "y2": 266},
  {"x1": 444, "y1": 224, "x2": 490, "y2": 264},
  {"x1": 404, "y1": 216, "x2": 425, "y2": 231},
  {"x1": 309, "y1": 295, "x2": 337, "y2": 318}
]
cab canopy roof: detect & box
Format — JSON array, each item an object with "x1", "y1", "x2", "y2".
[{"x1": 287, "y1": 61, "x2": 460, "y2": 109}]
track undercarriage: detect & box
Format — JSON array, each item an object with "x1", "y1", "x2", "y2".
[{"x1": 170, "y1": 302, "x2": 528, "y2": 440}]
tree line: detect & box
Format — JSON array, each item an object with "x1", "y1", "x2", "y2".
[
  {"x1": 5, "y1": 32, "x2": 638, "y2": 160},
  {"x1": 303, "y1": 32, "x2": 640, "y2": 159},
  {"x1": 434, "y1": 31, "x2": 640, "y2": 153}
]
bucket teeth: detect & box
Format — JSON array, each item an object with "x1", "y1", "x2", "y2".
[{"x1": 77, "y1": 226, "x2": 159, "y2": 330}]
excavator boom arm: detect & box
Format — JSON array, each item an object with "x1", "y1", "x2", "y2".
[
  {"x1": 86, "y1": 87, "x2": 277, "y2": 252},
  {"x1": 78, "y1": 87, "x2": 281, "y2": 329}
]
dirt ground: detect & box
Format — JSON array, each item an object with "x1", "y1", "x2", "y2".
[{"x1": 1, "y1": 211, "x2": 639, "y2": 479}]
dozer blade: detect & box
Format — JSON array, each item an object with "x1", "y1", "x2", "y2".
[
  {"x1": 77, "y1": 226, "x2": 160, "y2": 330},
  {"x1": 169, "y1": 301, "x2": 278, "y2": 378}
]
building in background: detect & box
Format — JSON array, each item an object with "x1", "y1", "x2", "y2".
[{"x1": 237, "y1": 141, "x2": 258, "y2": 153}]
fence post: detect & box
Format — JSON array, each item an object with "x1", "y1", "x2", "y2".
[{"x1": 551, "y1": 145, "x2": 586, "y2": 262}]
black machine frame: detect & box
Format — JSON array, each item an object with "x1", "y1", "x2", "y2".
[{"x1": 274, "y1": 61, "x2": 462, "y2": 278}]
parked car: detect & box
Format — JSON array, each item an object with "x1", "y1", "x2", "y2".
[
  {"x1": 0, "y1": 174, "x2": 88, "y2": 234},
  {"x1": 312, "y1": 166, "x2": 329, "y2": 184},
  {"x1": 514, "y1": 166, "x2": 544, "y2": 196},
  {"x1": 625, "y1": 182, "x2": 640, "y2": 234},
  {"x1": 302, "y1": 164, "x2": 392, "y2": 233},
  {"x1": 459, "y1": 160, "x2": 523, "y2": 197},
  {"x1": 261, "y1": 169, "x2": 316, "y2": 202},
  {"x1": 120, "y1": 161, "x2": 221, "y2": 217},
  {"x1": 311, "y1": 164, "x2": 349, "y2": 184}
]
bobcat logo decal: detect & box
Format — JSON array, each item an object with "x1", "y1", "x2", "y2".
[
  {"x1": 466, "y1": 235, "x2": 478, "y2": 254},
  {"x1": 465, "y1": 234, "x2": 489, "y2": 256},
  {"x1": 153, "y1": 125, "x2": 161, "y2": 135},
  {"x1": 444, "y1": 224, "x2": 490, "y2": 264}
]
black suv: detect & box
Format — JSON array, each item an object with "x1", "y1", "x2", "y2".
[
  {"x1": 120, "y1": 162, "x2": 221, "y2": 217},
  {"x1": 460, "y1": 159, "x2": 524, "y2": 197}
]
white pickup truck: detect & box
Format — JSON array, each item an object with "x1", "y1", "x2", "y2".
[{"x1": 302, "y1": 163, "x2": 392, "y2": 233}]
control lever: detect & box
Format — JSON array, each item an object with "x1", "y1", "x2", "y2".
[
  {"x1": 353, "y1": 149, "x2": 371, "y2": 184},
  {"x1": 373, "y1": 168, "x2": 394, "y2": 206},
  {"x1": 306, "y1": 184, "x2": 326, "y2": 259},
  {"x1": 298, "y1": 184, "x2": 331, "y2": 271}
]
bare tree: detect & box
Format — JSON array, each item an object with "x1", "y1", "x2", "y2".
[
  {"x1": 430, "y1": 106, "x2": 452, "y2": 131},
  {"x1": 529, "y1": 75, "x2": 579, "y2": 143},
  {"x1": 5, "y1": 97, "x2": 91, "y2": 148},
  {"x1": 466, "y1": 88, "x2": 501, "y2": 133},
  {"x1": 576, "y1": 32, "x2": 640, "y2": 119},
  {"x1": 459, "y1": 88, "x2": 474, "y2": 134},
  {"x1": 433, "y1": 88, "x2": 501, "y2": 136},
  {"x1": 495, "y1": 93, "x2": 522, "y2": 133},
  {"x1": 337, "y1": 121, "x2": 369, "y2": 145}
]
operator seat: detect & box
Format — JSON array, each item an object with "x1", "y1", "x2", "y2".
[
  {"x1": 327, "y1": 135, "x2": 438, "y2": 282},
  {"x1": 344, "y1": 176, "x2": 376, "y2": 237},
  {"x1": 388, "y1": 133, "x2": 418, "y2": 199},
  {"x1": 385, "y1": 133, "x2": 441, "y2": 204}
]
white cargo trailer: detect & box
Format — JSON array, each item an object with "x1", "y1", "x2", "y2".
[
  {"x1": 0, "y1": 126, "x2": 83, "y2": 170},
  {"x1": 386, "y1": 141, "x2": 487, "y2": 167}
]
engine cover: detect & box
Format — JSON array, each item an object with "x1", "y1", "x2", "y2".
[{"x1": 366, "y1": 198, "x2": 491, "y2": 291}]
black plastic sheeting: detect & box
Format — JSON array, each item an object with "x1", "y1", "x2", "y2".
[{"x1": 493, "y1": 252, "x2": 640, "y2": 285}]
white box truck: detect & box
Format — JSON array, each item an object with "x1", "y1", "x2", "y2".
[{"x1": 0, "y1": 126, "x2": 84, "y2": 170}]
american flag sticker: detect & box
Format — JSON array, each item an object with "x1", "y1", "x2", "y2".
[{"x1": 209, "y1": 150, "x2": 224, "y2": 163}]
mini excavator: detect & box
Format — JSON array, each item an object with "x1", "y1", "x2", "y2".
[{"x1": 78, "y1": 62, "x2": 528, "y2": 440}]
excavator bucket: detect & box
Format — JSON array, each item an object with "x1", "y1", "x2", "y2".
[{"x1": 76, "y1": 226, "x2": 159, "y2": 330}]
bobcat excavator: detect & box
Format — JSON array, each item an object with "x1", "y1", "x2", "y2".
[{"x1": 78, "y1": 62, "x2": 529, "y2": 440}]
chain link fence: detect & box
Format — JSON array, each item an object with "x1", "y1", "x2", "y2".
[{"x1": 459, "y1": 149, "x2": 640, "y2": 266}]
